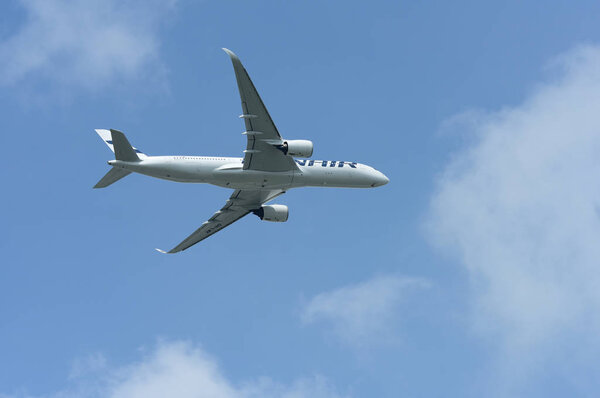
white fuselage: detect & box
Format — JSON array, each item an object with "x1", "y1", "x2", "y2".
[{"x1": 109, "y1": 156, "x2": 389, "y2": 190}]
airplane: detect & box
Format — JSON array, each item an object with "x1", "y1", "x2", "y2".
[{"x1": 93, "y1": 48, "x2": 389, "y2": 253}]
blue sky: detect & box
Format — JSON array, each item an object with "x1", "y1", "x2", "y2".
[{"x1": 2, "y1": 1, "x2": 600, "y2": 397}]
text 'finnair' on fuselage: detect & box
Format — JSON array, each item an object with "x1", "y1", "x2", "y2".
[{"x1": 295, "y1": 160, "x2": 357, "y2": 168}]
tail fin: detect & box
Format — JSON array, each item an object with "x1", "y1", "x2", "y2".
[
  {"x1": 95, "y1": 129, "x2": 147, "y2": 160},
  {"x1": 110, "y1": 129, "x2": 139, "y2": 161},
  {"x1": 94, "y1": 167, "x2": 131, "y2": 189},
  {"x1": 94, "y1": 128, "x2": 146, "y2": 188}
]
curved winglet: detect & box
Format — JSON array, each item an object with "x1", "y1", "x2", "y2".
[
  {"x1": 155, "y1": 248, "x2": 170, "y2": 254},
  {"x1": 222, "y1": 47, "x2": 238, "y2": 61}
]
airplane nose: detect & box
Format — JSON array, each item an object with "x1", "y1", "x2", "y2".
[{"x1": 372, "y1": 171, "x2": 389, "y2": 187}]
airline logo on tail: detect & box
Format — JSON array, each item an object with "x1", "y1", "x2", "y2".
[{"x1": 95, "y1": 129, "x2": 147, "y2": 158}]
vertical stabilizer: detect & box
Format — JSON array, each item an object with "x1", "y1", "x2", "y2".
[
  {"x1": 110, "y1": 129, "x2": 140, "y2": 161},
  {"x1": 95, "y1": 129, "x2": 147, "y2": 159}
]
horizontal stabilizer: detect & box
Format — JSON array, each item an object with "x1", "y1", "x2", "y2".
[{"x1": 94, "y1": 167, "x2": 131, "y2": 188}]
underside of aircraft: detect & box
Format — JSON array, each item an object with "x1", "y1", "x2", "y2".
[{"x1": 94, "y1": 49, "x2": 388, "y2": 253}]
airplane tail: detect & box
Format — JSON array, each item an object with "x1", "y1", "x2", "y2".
[{"x1": 94, "y1": 129, "x2": 147, "y2": 188}]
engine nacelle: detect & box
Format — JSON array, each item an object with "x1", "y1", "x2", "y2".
[
  {"x1": 253, "y1": 204, "x2": 289, "y2": 222},
  {"x1": 280, "y1": 140, "x2": 313, "y2": 158}
]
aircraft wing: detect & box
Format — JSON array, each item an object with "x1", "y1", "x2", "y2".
[
  {"x1": 223, "y1": 48, "x2": 298, "y2": 172},
  {"x1": 157, "y1": 189, "x2": 285, "y2": 253}
]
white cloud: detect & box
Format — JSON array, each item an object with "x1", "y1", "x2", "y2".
[
  {"x1": 1, "y1": 341, "x2": 344, "y2": 398},
  {"x1": 108, "y1": 342, "x2": 237, "y2": 398},
  {"x1": 0, "y1": 0, "x2": 175, "y2": 90},
  {"x1": 427, "y1": 44, "x2": 600, "y2": 391},
  {"x1": 301, "y1": 275, "x2": 429, "y2": 346}
]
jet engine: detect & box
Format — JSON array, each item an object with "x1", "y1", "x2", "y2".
[
  {"x1": 253, "y1": 204, "x2": 289, "y2": 222},
  {"x1": 279, "y1": 140, "x2": 313, "y2": 158}
]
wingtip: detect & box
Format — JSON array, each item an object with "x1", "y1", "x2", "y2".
[
  {"x1": 155, "y1": 248, "x2": 168, "y2": 254},
  {"x1": 222, "y1": 48, "x2": 239, "y2": 60}
]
